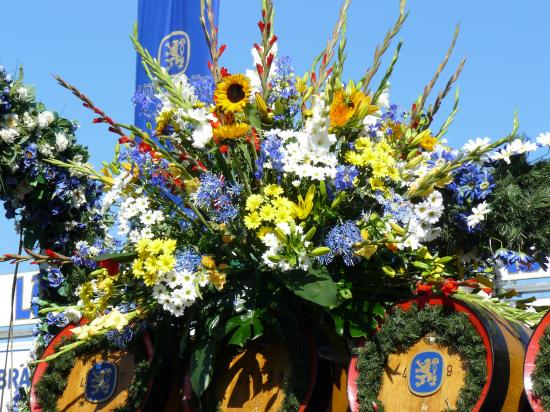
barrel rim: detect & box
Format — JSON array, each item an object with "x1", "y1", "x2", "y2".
[
  {"x1": 181, "y1": 329, "x2": 318, "y2": 412},
  {"x1": 524, "y1": 310, "x2": 550, "y2": 412},
  {"x1": 346, "y1": 296, "x2": 494, "y2": 412},
  {"x1": 29, "y1": 322, "x2": 153, "y2": 412}
]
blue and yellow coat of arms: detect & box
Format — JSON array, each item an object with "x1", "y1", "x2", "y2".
[
  {"x1": 158, "y1": 31, "x2": 191, "y2": 75},
  {"x1": 408, "y1": 350, "x2": 444, "y2": 396},
  {"x1": 84, "y1": 361, "x2": 118, "y2": 403}
]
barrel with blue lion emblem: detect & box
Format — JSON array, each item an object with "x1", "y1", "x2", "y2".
[
  {"x1": 347, "y1": 296, "x2": 532, "y2": 412},
  {"x1": 30, "y1": 323, "x2": 153, "y2": 412}
]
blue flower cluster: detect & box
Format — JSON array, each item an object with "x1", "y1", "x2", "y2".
[
  {"x1": 269, "y1": 56, "x2": 300, "y2": 122},
  {"x1": 374, "y1": 191, "x2": 413, "y2": 224},
  {"x1": 189, "y1": 74, "x2": 215, "y2": 106},
  {"x1": 448, "y1": 162, "x2": 495, "y2": 206},
  {"x1": 494, "y1": 248, "x2": 534, "y2": 272},
  {"x1": 334, "y1": 165, "x2": 358, "y2": 192},
  {"x1": 319, "y1": 221, "x2": 362, "y2": 266},
  {"x1": 175, "y1": 248, "x2": 202, "y2": 273},
  {"x1": 132, "y1": 84, "x2": 160, "y2": 122},
  {"x1": 365, "y1": 104, "x2": 406, "y2": 138},
  {"x1": 255, "y1": 133, "x2": 284, "y2": 180},
  {"x1": 42, "y1": 267, "x2": 64, "y2": 288},
  {"x1": 106, "y1": 326, "x2": 134, "y2": 349},
  {"x1": 0, "y1": 65, "x2": 12, "y2": 113},
  {"x1": 193, "y1": 173, "x2": 242, "y2": 224},
  {"x1": 0, "y1": 68, "x2": 105, "y2": 252},
  {"x1": 45, "y1": 311, "x2": 69, "y2": 328}
]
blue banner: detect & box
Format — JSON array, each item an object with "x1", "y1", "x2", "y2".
[{"x1": 135, "y1": 0, "x2": 219, "y2": 129}]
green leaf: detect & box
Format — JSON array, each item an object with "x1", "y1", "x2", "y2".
[
  {"x1": 190, "y1": 339, "x2": 218, "y2": 397},
  {"x1": 280, "y1": 266, "x2": 339, "y2": 308},
  {"x1": 92, "y1": 251, "x2": 137, "y2": 263},
  {"x1": 228, "y1": 324, "x2": 251, "y2": 346}
]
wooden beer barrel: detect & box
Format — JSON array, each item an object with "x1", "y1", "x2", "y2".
[
  {"x1": 183, "y1": 332, "x2": 318, "y2": 412},
  {"x1": 524, "y1": 309, "x2": 550, "y2": 412},
  {"x1": 30, "y1": 323, "x2": 153, "y2": 412},
  {"x1": 347, "y1": 296, "x2": 532, "y2": 412}
]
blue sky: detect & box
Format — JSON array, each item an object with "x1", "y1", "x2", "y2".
[{"x1": 1, "y1": 0, "x2": 549, "y2": 274}]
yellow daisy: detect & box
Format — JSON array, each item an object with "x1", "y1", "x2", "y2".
[{"x1": 214, "y1": 74, "x2": 251, "y2": 113}]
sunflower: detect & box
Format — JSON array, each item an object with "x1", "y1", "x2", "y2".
[
  {"x1": 213, "y1": 122, "x2": 251, "y2": 141},
  {"x1": 214, "y1": 74, "x2": 251, "y2": 113}
]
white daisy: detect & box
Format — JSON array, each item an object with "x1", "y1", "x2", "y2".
[
  {"x1": 463, "y1": 137, "x2": 490, "y2": 153},
  {"x1": 536, "y1": 132, "x2": 550, "y2": 146},
  {"x1": 467, "y1": 201, "x2": 491, "y2": 228}
]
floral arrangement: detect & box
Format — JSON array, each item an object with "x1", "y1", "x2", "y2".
[{"x1": 2, "y1": 0, "x2": 550, "y2": 409}]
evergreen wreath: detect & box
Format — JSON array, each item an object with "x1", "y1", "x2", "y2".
[
  {"x1": 532, "y1": 326, "x2": 550, "y2": 411},
  {"x1": 354, "y1": 304, "x2": 487, "y2": 412},
  {"x1": 35, "y1": 334, "x2": 151, "y2": 412}
]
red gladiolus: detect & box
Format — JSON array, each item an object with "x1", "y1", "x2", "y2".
[
  {"x1": 219, "y1": 145, "x2": 229, "y2": 154},
  {"x1": 220, "y1": 67, "x2": 230, "y2": 77},
  {"x1": 256, "y1": 64, "x2": 264, "y2": 75},
  {"x1": 258, "y1": 21, "x2": 265, "y2": 32},
  {"x1": 311, "y1": 72, "x2": 317, "y2": 84},
  {"x1": 269, "y1": 35, "x2": 278, "y2": 45},
  {"x1": 118, "y1": 136, "x2": 131, "y2": 144},
  {"x1": 415, "y1": 283, "x2": 433, "y2": 295},
  {"x1": 218, "y1": 44, "x2": 227, "y2": 57},
  {"x1": 99, "y1": 259, "x2": 120, "y2": 276},
  {"x1": 45, "y1": 249, "x2": 59, "y2": 259},
  {"x1": 266, "y1": 53, "x2": 274, "y2": 67},
  {"x1": 326, "y1": 66, "x2": 334, "y2": 76},
  {"x1": 138, "y1": 142, "x2": 152, "y2": 154},
  {"x1": 441, "y1": 279, "x2": 459, "y2": 296}
]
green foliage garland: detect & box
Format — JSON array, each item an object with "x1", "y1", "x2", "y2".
[
  {"x1": 355, "y1": 304, "x2": 487, "y2": 412},
  {"x1": 532, "y1": 325, "x2": 550, "y2": 411},
  {"x1": 35, "y1": 334, "x2": 150, "y2": 412}
]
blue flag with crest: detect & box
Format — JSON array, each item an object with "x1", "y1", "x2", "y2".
[{"x1": 134, "y1": 0, "x2": 219, "y2": 129}]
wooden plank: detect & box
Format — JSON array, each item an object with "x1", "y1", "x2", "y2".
[
  {"x1": 378, "y1": 338, "x2": 466, "y2": 412},
  {"x1": 57, "y1": 350, "x2": 135, "y2": 411},
  {"x1": 214, "y1": 341, "x2": 291, "y2": 411}
]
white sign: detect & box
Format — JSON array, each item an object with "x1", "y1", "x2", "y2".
[
  {"x1": 0, "y1": 272, "x2": 39, "y2": 330},
  {"x1": 0, "y1": 337, "x2": 34, "y2": 410},
  {"x1": 0, "y1": 272, "x2": 39, "y2": 410}
]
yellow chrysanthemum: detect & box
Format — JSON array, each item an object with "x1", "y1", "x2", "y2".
[
  {"x1": 148, "y1": 239, "x2": 165, "y2": 255},
  {"x1": 246, "y1": 194, "x2": 265, "y2": 211},
  {"x1": 259, "y1": 204, "x2": 277, "y2": 221},
  {"x1": 420, "y1": 133, "x2": 437, "y2": 151},
  {"x1": 157, "y1": 254, "x2": 175, "y2": 273},
  {"x1": 213, "y1": 123, "x2": 251, "y2": 140},
  {"x1": 244, "y1": 212, "x2": 262, "y2": 229},
  {"x1": 257, "y1": 226, "x2": 272, "y2": 239},
  {"x1": 214, "y1": 74, "x2": 251, "y2": 113},
  {"x1": 136, "y1": 238, "x2": 151, "y2": 257},
  {"x1": 264, "y1": 184, "x2": 284, "y2": 197}
]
